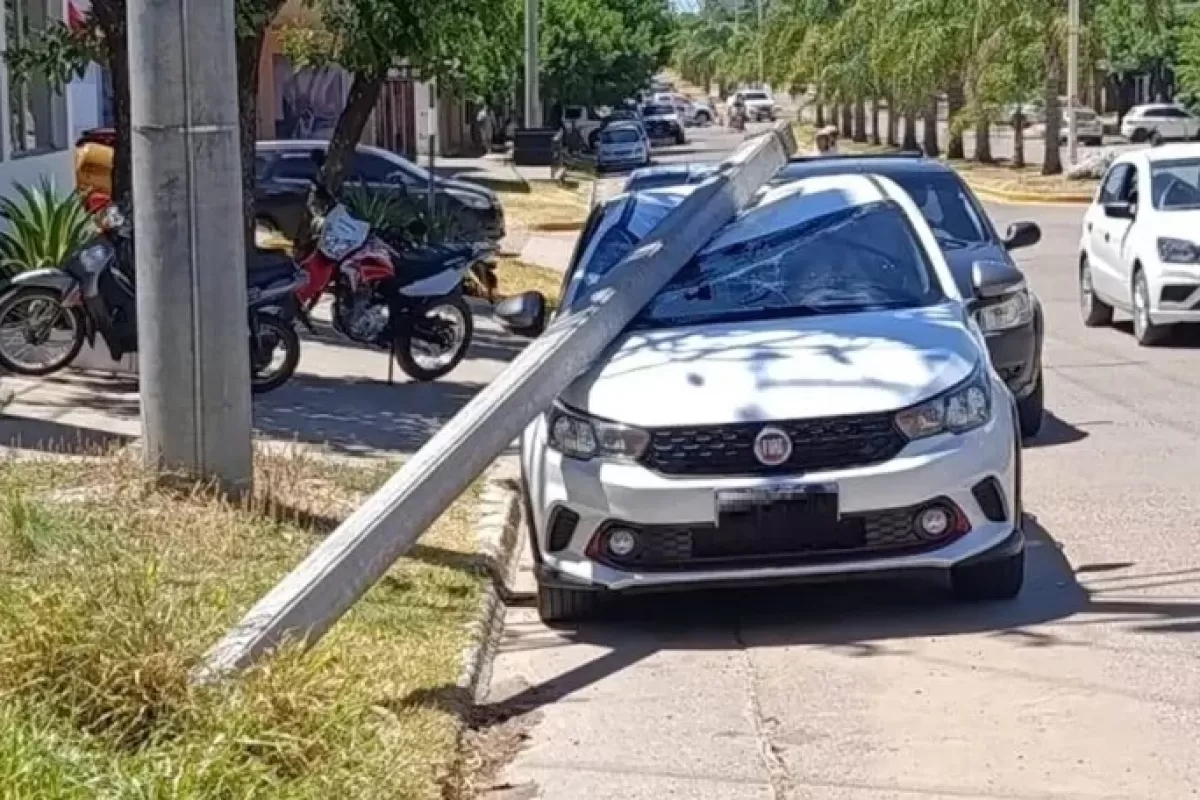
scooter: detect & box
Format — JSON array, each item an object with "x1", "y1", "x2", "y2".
[{"x1": 0, "y1": 205, "x2": 305, "y2": 393}]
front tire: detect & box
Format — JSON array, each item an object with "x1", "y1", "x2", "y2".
[
  {"x1": 951, "y1": 551, "x2": 1025, "y2": 602},
  {"x1": 394, "y1": 294, "x2": 474, "y2": 381},
  {"x1": 1133, "y1": 269, "x2": 1169, "y2": 346},
  {"x1": 537, "y1": 582, "x2": 602, "y2": 626},
  {"x1": 1017, "y1": 372, "x2": 1044, "y2": 439},
  {"x1": 1079, "y1": 255, "x2": 1113, "y2": 327},
  {"x1": 0, "y1": 286, "x2": 86, "y2": 376},
  {"x1": 249, "y1": 313, "x2": 300, "y2": 394}
]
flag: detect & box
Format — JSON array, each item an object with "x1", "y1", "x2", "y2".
[{"x1": 67, "y1": 0, "x2": 87, "y2": 29}]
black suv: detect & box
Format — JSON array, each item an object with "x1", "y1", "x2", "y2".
[
  {"x1": 774, "y1": 154, "x2": 1046, "y2": 437},
  {"x1": 254, "y1": 140, "x2": 505, "y2": 244}
]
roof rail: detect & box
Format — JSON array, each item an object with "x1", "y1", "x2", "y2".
[{"x1": 787, "y1": 150, "x2": 925, "y2": 163}]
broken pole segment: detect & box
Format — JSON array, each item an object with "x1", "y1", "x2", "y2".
[{"x1": 196, "y1": 122, "x2": 798, "y2": 681}]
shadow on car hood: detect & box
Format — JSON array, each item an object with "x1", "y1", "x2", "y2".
[{"x1": 561, "y1": 304, "x2": 978, "y2": 428}]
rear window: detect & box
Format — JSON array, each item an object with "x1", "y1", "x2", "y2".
[{"x1": 742, "y1": 92, "x2": 768, "y2": 101}]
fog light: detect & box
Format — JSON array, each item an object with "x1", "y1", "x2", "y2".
[
  {"x1": 914, "y1": 506, "x2": 952, "y2": 540},
  {"x1": 606, "y1": 528, "x2": 639, "y2": 557}
]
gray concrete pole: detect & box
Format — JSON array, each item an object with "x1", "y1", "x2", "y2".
[
  {"x1": 128, "y1": 0, "x2": 254, "y2": 491},
  {"x1": 1067, "y1": 0, "x2": 1080, "y2": 166},
  {"x1": 524, "y1": 0, "x2": 541, "y2": 128},
  {"x1": 197, "y1": 123, "x2": 798, "y2": 679}
]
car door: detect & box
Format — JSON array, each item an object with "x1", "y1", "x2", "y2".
[
  {"x1": 1090, "y1": 163, "x2": 1138, "y2": 304},
  {"x1": 257, "y1": 150, "x2": 317, "y2": 241}
]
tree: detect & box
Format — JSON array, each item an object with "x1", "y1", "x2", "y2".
[{"x1": 1096, "y1": 0, "x2": 1178, "y2": 117}]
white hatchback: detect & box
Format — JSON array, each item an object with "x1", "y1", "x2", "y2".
[
  {"x1": 515, "y1": 174, "x2": 1027, "y2": 624},
  {"x1": 1079, "y1": 144, "x2": 1200, "y2": 344}
]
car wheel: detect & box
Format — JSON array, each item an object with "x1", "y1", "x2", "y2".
[
  {"x1": 1149, "y1": 130, "x2": 1164, "y2": 146},
  {"x1": 1133, "y1": 268, "x2": 1169, "y2": 346},
  {"x1": 695, "y1": 110, "x2": 711, "y2": 125},
  {"x1": 951, "y1": 551, "x2": 1025, "y2": 602},
  {"x1": 1130, "y1": 128, "x2": 1148, "y2": 143},
  {"x1": 1079, "y1": 255, "x2": 1113, "y2": 327},
  {"x1": 536, "y1": 583, "x2": 602, "y2": 626},
  {"x1": 1017, "y1": 372, "x2": 1044, "y2": 439}
]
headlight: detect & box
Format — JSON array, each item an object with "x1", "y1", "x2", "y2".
[
  {"x1": 448, "y1": 190, "x2": 491, "y2": 211},
  {"x1": 547, "y1": 405, "x2": 650, "y2": 461},
  {"x1": 1157, "y1": 237, "x2": 1200, "y2": 264},
  {"x1": 976, "y1": 289, "x2": 1034, "y2": 332},
  {"x1": 894, "y1": 366, "x2": 992, "y2": 441},
  {"x1": 76, "y1": 242, "x2": 112, "y2": 273}
]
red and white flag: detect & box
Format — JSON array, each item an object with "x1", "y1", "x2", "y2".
[{"x1": 67, "y1": 0, "x2": 88, "y2": 28}]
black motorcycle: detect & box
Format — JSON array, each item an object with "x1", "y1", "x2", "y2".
[{"x1": 0, "y1": 205, "x2": 304, "y2": 393}]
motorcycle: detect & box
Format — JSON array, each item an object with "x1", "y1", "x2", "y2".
[
  {"x1": 295, "y1": 196, "x2": 493, "y2": 382},
  {"x1": 730, "y1": 104, "x2": 747, "y2": 131},
  {"x1": 0, "y1": 205, "x2": 305, "y2": 394}
]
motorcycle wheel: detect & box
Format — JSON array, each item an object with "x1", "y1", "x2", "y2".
[
  {"x1": 394, "y1": 294, "x2": 474, "y2": 382},
  {"x1": 249, "y1": 312, "x2": 300, "y2": 394},
  {"x1": 0, "y1": 286, "x2": 86, "y2": 376}
]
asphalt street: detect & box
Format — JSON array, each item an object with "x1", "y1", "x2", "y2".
[{"x1": 482, "y1": 137, "x2": 1200, "y2": 798}]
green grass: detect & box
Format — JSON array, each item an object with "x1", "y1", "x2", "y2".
[{"x1": 0, "y1": 449, "x2": 487, "y2": 798}]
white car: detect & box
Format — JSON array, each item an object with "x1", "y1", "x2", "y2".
[
  {"x1": 513, "y1": 174, "x2": 1026, "y2": 623},
  {"x1": 1079, "y1": 143, "x2": 1200, "y2": 345},
  {"x1": 728, "y1": 89, "x2": 777, "y2": 122},
  {"x1": 1058, "y1": 106, "x2": 1105, "y2": 146},
  {"x1": 654, "y1": 92, "x2": 715, "y2": 126},
  {"x1": 1120, "y1": 103, "x2": 1200, "y2": 144}
]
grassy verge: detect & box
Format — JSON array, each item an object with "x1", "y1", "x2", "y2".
[
  {"x1": 496, "y1": 179, "x2": 591, "y2": 230},
  {"x1": 493, "y1": 258, "x2": 564, "y2": 310},
  {"x1": 0, "y1": 449, "x2": 488, "y2": 798},
  {"x1": 792, "y1": 122, "x2": 1099, "y2": 197}
]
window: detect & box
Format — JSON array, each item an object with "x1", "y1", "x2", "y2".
[
  {"x1": 1099, "y1": 164, "x2": 1132, "y2": 204},
  {"x1": 254, "y1": 154, "x2": 272, "y2": 181},
  {"x1": 273, "y1": 151, "x2": 319, "y2": 181},
  {"x1": 350, "y1": 152, "x2": 397, "y2": 184},
  {"x1": 601, "y1": 127, "x2": 641, "y2": 144},
  {"x1": 634, "y1": 201, "x2": 944, "y2": 330},
  {"x1": 886, "y1": 172, "x2": 988, "y2": 246},
  {"x1": 1150, "y1": 159, "x2": 1200, "y2": 210},
  {"x1": 6, "y1": 0, "x2": 66, "y2": 155}
]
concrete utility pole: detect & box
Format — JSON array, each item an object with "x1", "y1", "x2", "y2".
[
  {"x1": 524, "y1": 0, "x2": 541, "y2": 128},
  {"x1": 1067, "y1": 0, "x2": 1080, "y2": 165},
  {"x1": 756, "y1": 0, "x2": 764, "y2": 87},
  {"x1": 128, "y1": 0, "x2": 254, "y2": 492}
]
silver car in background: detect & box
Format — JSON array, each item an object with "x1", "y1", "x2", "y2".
[{"x1": 595, "y1": 122, "x2": 652, "y2": 173}]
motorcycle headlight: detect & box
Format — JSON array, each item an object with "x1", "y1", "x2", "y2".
[
  {"x1": 547, "y1": 404, "x2": 650, "y2": 461},
  {"x1": 76, "y1": 242, "x2": 113, "y2": 273},
  {"x1": 1157, "y1": 237, "x2": 1200, "y2": 264},
  {"x1": 976, "y1": 288, "x2": 1034, "y2": 332},
  {"x1": 448, "y1": 190, "x2": 491, "y2": 211},
  {"x1": 894, "y1": 366, "x2": 992, "y2": 441}
]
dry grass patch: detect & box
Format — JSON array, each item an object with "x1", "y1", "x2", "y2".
[
  {"x1": 497, "y1": 180, "x2": 591, "y2": 229},
  {"x1": 493, "y1": 258, "x2": 564, "y2": 310},
  {"x1": 0, "y1": 448, "x2": 488, "y2": 798},
  {"x1": 949, "y1": 160, "x2": 1098, "y2": 196}
]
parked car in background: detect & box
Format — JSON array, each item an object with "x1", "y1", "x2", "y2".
[
  {"x1": 639, "y1": 103, "x2": 687, "y2": 145},
  {"x1": 595, "y1": 122, "x2": 652, "y2": 173},
  {"x1": 562, "y1": 105, "x2": 607, "y2": 150},
  {"x1": 653, "y1": 92, "x2": 715, "y2": 126},
  {"x1": 1079, "y1": 144, "x2": 1200, "y2": 345},
  {"x1": 253, "y1": 141, "x2": 504, "y2": 245},
  {"x1": 728, "y1": 89, "x2": 777, "y2": 122},
  {"x1": 773, "y1": 154, "x2": 1046, "y2": 437},
  {"x1": 508, "y1": 174, "x2": 1027, "y2": 623},
  {"x1": 1120, "y1": 104, "x2": 1200, "y2": 144},
  {"x1": 1058, "y1": 106, "x2": 1105, "y2": 146}
]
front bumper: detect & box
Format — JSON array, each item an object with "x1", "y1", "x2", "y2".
[
  {"x1": 524, "y1": 391, "x2": 1020, "y2": 594},
  {"x1": 1148, "y1": 261, "x2": 1200, "y2": 323}
]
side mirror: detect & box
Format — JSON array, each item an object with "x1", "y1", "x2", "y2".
[
  {"x1": 386, "y1": 170, "x2": 409, "y2": 185},
  {"x1": 1003, "y1": 221, "x2": 1041, "y2": 250},
  {"x1": 1104, "y1": 201, "x2": 1135, "y2": 220},
  {"x1": 495, "y1": 290, "x2": 548, "y2": 338},
  {"x1": 971, "y1": 259, "x2": 1026, "y2": 301}
]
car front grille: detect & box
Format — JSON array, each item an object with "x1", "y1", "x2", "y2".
[
  {"x1": 593, "y1": 501, "x2": 965, "y2": 572},
  {"x1": 639, "y1": 413, "x2": 907, "y2": 477}
]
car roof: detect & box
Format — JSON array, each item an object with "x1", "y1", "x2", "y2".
[
  {"x1": 256, "y1": 139, "x2": 397, "y2": 161},
  {"x1": 774, "y1": 153, "x2": 954, "y2": 183},
  {"x1": 1115, "y1": 142, "x2": 1200, "y2": 166},
  {"x1": 1129, "y1": 103, "x2": 1184, "y2": 113}
]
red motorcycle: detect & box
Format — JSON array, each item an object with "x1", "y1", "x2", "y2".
[{"x1": 295, "y1": 202, "x2": 495, "y2": 381}]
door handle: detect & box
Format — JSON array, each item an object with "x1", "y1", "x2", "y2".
[
  {"x1": 1087, "y1": 222, "x2": 1093, "y2": 232},
  {"x1": 1104, "y1": 232, "x2": 1111, "y2": 242}
]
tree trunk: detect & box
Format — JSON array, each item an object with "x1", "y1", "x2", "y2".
[
  {"x1": 319, "y1": 72, "x2": 385, "y2": 196},
  {"x1": 1013, "y1": 108, "x2": 1026, "y2": 168},
  {"x1": 92, "y1": 1, "x2": 131, "y2": 208},
  {"x1": 975, "y1": 120, "x2": 994, "y2": 162},
  {"x1": 870, "y1": 97, "x2": 881, "y2": 145},
  {"x1": 902, "y1": 111, "x2": 918, "y2": 150},
  {"x1": 853, "y1": 97, "x2": 867, "y2": 142},
  {"x1": 922, "y1": 96, "x2": 939, "y2": 157},
  {"x1": 840, "y1": 103, "x2": 853, "y2": 136},
  {"x1": 1043, "y1": 40, "x2": 1064, "y2": 175},
  {"x1": 236, "y1": 30, "x2": 267, "y2": 252},
  {"x1": 946, "y1": 80, "x2": 965, "y2": 159},
  {"x1": 885, "y1": 94, "x2": 898, "y2": 146},
  {"x1": 815, "y1": 103, "x2": 825, "y2": 127}
]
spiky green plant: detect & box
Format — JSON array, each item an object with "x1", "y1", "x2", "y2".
[{"x1": 0, "y1": 178, "x2": 96, "y2": 275}]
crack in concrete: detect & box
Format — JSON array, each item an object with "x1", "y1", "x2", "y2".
[{"x1": 734, "y1": 622, "x2": 792, "y2": 799}]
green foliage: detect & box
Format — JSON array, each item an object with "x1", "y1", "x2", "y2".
[
  {"x1": 2, "y1": 20, "x2": 98, "y2": 91},
  {"x1": 0, "y1": 179, "x2": 96, "y2": 273},
  {"x1": 1095, "y1": 0, "x2": 1178, "y2": 75},
  {"x1": 1178, "y1": 6, "x2": 1200, "y2": 99}
]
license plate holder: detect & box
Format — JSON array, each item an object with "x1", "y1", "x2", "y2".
[{"x1": 715, "y1": 484, "x2": 844, "y2": 545}]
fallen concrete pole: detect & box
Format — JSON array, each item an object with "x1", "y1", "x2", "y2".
[{"x1": 197, "y1": 122, "x2": 797, "y2": 680}]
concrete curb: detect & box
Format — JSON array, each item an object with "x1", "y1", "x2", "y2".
[
  {"x1": 964, "y1": 179, "x2": 1093, "y2": 206},
  {"x1": 527, "y1": 219, "x2": 586, "y2": 233}
]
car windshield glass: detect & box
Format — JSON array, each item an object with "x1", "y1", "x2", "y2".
[
  {"x1": 602, "y1": 128, "x2": 641, "y2": 144},
  {"x1": 632, "y1": 201, "x2": 944, "y2": 329},
  {"x1": 644, "y1": 105, "x2": 673, "y2": 116},
  {"x1": 885, "y1": 172, "x2": 989, "y2": 246},
  {"x1": 1151, "y1": 159, "x2": 1200, "y2": 209},
  {"x1": 743, "y1": 92, "x2": 768, "y2": 101}
]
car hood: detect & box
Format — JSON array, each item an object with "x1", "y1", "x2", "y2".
[
  {"x1": 1146, "y1": 210, "x2": 1200, "y2": 239},
  {"x1": 439, "y1": 176, "x2": 498, "y2": 204},
  {"x1": 560, "y1": 303, "x2": 980, "y2": 428}
]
